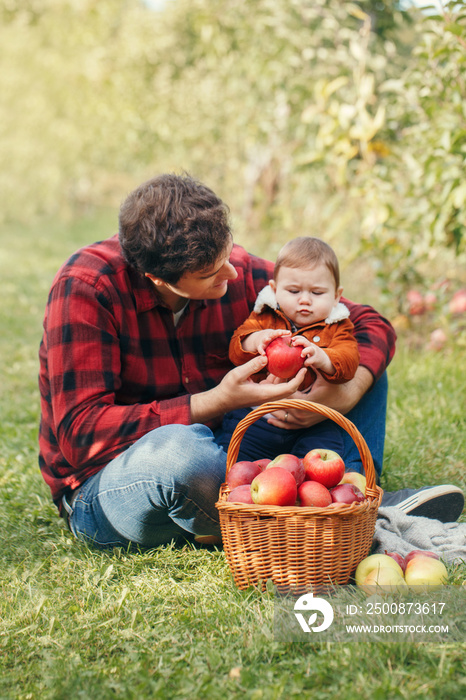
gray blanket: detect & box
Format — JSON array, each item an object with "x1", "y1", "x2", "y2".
[{"x1": 372, "y1": 507, "x2": 466, "y2": 564}]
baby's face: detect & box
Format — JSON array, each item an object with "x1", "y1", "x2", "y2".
[{"x1": 271, "y1": 263, "x2": 342, "y2": 328}]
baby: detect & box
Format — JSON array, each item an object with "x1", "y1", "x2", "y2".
[{"x1": 216, "y1": 236, "x2": 359, "y2": 461}]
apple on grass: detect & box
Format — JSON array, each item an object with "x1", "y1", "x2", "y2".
[
  {"x1": 302, "y1": 448, "x2": 345, "y2": 489},
  {"x1": 339, "y1": 471, "x2": 367, "y2": 494},
  {"x1": 267, "y1": 453, "x2": 305, "y2": 485},
  {"x1": 404, "y1": 550, "x2": 439, "y2": 566},
  {"x1": 227, "y1": 485, "x2": 254, "y2": 504},
  {"x1": 250, "y1": 467, "x2": 298, "y2": 506},
  {"x1": 297, "y1": 480, "x2": 332, "y2": 507},
  {"x1": 330, "y1": 483, "x2": 365, "y2": 505},
  {"x1": 355, "y1": 553, "x2": 405, "y2": 588},
  {"x1": 404, "y1": 554, "x2": 447, "y2": 590},
  {"x1": 265, "y1": 337, "x2": 305, "y2": 379},
  {"x1": 226, "y1": 460, "x2": 262, "y2": 490},
  {"x1": 361, "y1": 567, "x2": 408, "y2": 595},
  {"x1": 384, "y1": 551, "x2": 407, "y2": 573}
]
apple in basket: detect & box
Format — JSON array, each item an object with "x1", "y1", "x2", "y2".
[
  {"x1": 265, "y1": 337, "x2": 305, "y2": 379},
  {"x1": 250, "y1": 467, "x2": 298, "y2": 506},
  {"x1": 226, "y1": 460, "x2": 262, "y2": 490},
  {"x1": 298, "y1": 480, "x2": 332, "y2": 507},
  {"x1": 266, "y1": 453, "x2": 305, "y2": 485},
  {"x1": 227, "y1": 485, "x2": 254, "y2": 504},
  {"x1": 329, "y1": 483, "x2": 365, "y2": 505},
  {"x1": 302, "y1": 448, "x2": 345, "y2": 488},
  {"x1": 254, "y1": 458, "x2": 272, "y2": 470},
  {"x1": 339, "y1": 471, "x2": 366, "y2": 494}
]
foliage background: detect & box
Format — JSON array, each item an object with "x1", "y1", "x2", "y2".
[{"x1": 1, "y1": 0, "x2": 465, "y2": 320}]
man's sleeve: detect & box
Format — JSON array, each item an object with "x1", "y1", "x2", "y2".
[
  {"x1": 43, "y1": 276, "x2": 191, "y2": 470},
  {"x1": 343, "y1": 298, "x2": 397, "y2": 382}
]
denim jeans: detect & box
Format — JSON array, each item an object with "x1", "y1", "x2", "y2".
[{"x1": 67, "y1": 373, "x2": 388, "y2": 549}]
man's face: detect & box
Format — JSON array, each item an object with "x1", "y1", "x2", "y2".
[{"x1": 147, "y1": 241, "x2": 238, "y2": 309}]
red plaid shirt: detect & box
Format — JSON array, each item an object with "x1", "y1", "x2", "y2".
[{"x1": 39, "y1": 235, "x2": 396, "y2": 505}]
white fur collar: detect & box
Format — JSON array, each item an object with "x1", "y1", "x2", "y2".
[{"x1": 253, "y1": 284, "x2": 350, "y2": 325}]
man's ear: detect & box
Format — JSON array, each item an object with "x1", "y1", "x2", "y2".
[{"x1": 145, "y1": 272, "x2": 165, "y2": 287}]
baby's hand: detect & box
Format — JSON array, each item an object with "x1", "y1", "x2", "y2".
[
  {"x1": 290, "y1": 335, "x2": 313, "y2": 349},
  {"x1": 257, "y1": 329, "x2": 292, "y2": 355},
  {"x1": 301, "y1": 343, "x2": 335, "y2": 375},
  {"x1": 242, "y1": 328, "x2": 291, "y2": 355}
]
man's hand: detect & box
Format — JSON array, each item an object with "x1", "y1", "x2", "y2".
[
  {"x1": 190, "y1": 355, "x2": 307, "y2": 424},
  {"x1": 265, "y1": 366, "x2": 374, "y2": 429}
]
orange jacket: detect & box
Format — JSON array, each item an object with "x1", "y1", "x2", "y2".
[{"x1": 229, "y1": 287, "x2": 360, "y2": 389}]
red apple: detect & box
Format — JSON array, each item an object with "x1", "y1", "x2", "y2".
[
  {"x1": 250, "y1": 467, "x2": 298, "y2": 506},
  {"x1": 424, "y1": 291, "x2": 437, "y2": 311},
  {"x1": 227, "y1": 485, "x2": 254, "y2": 504},
  {"x1": 265, "y1": 337, "x2": 305, "y2": 379},
  {"x1": 449, "y1": 288, "x2": 466, "y2": 315},
  {"x1": 267, "y1": 453, "x2": 305, "y2": 485},
  {"x1": 384, "y1": 551, "x2": 407, "y2": 573},
  {"x1": 427, "y1": 328, "x2": 447, "y2": 352},
  {"x1": 404, "y1": 550, "x2": 439, "y2": 566},
  {"x1": 226, "y1": 460, "x2": 262, "y2": 490},
  {"x1": 406, "y1": 289, "x2": 426, "y2": 316},
  {"x1": 298, "y1": 480, "x2": 332, "y2": 507},
  {"x1": 302, "y1": 448, "x2": 345, "y2": 489},
  {"x1": 329, "y1": 483, "x2": 365, "y2": 505},
  {"x1": 254, "y1": 458, "x2": 271, "y2": 469}
]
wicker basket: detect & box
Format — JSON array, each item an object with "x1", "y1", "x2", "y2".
[{"x1": 216, "y1": 399, "x2": 383, "y2": 593}]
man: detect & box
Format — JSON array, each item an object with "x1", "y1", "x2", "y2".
[{"x1": 38, "y1": 174, "x2": 464, "y2": 548}]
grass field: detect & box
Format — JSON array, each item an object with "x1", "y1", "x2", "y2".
[{"x1": 1, "y1": 214, "x2": 465, "y2": 699}]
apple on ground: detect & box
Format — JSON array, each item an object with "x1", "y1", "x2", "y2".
[
  {"x1": 355, "y1": 553, "x2": 404, "y2": 588},
  {"x1": 362, "y1": 566, "x2": 408, "y2": 594},
  {"x1": 250, "y1": 467, "x2": 298, "y2": 506},
  {"x1": 226, "y1": 461, "x2": 262, "y2": 490},
  {"x1": 302, "y1": 448, "x2": 345, "y2": 489},
  {"x1": 254, "y1": 458, "x2": 271, "y2": 470},
  {"x1": 339, "y1": 471, "x2": 367, "y2": 494},
  {"x1": 227, "y1": 484, "x2": 254, "y2": 504},
  {"x1": 404, "y1": 549, "x2": 439, "y2": 566},
  {"x1": 384, "y1": 551, "x2": 407, "y2": 572},
  {"x1": 329, "y1": 483, "x2": 365, "y2": 505},
  {"x1": 404, "y1": 554, "x2": 447, "y2": 590},
  {"x1": 449, "y1": 288, "x2": 466, "y2": 315},
  {"x1": 298, "y1": 480, "x2": 332, "y2": 507},
  {"x1": 265, "y1": 337, "x2": 305, "y2": 379},
  {"x1": 267, "y1": 453, "x2": 305, "y2": 485},
  {"x1": 427, "y1": 328, "x2": 447, "y2": 352},
  {"x1": 406, "y1": 289, "x2": 426, "y2": 316}
]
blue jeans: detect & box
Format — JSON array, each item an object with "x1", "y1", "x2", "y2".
[{"x1": 66, "y1": 374, "x2": 388, "y2": 549}]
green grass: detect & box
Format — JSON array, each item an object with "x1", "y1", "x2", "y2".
[{"x1": 1, "y1": 214, "x2": 465, "y2": 700}]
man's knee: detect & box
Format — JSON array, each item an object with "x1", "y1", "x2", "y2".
[{"x1": 124, "y1": 423, "x2": 227, "y2": 483}]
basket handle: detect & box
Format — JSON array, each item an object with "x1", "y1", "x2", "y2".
[{"x1": 225, "y1": 399, "x2": 378, "y2": 497}]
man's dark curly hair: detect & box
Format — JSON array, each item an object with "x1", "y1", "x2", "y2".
[{"x1": 119, "y1": 173, "x2": 232, "y2": 283}]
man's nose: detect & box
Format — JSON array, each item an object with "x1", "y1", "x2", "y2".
[{"x1": 222, "y1": 261, "x2": 238, "y2": 280}]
